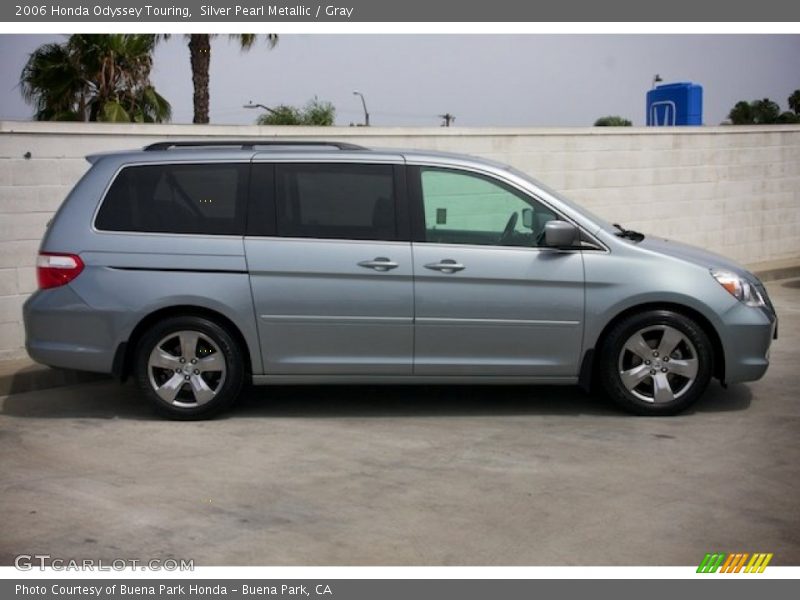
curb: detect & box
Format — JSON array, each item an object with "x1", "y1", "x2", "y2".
[
  {"x1": 1, "y1": 263, "x2": 798, "y2": 398},
  {"x1": 0, "y1": 360, "x2": 108, "y2": 397},
  {"x1": 752, "y1": 264, "x2": 800, "y2": 283}
]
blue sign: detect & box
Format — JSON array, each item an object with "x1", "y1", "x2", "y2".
[{"x1": 647, "y1": 82, "x2": 703, "y2": 126}]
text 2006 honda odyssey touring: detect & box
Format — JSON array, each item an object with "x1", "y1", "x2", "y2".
[{"x1": 24, "y1": 140, "x2": 777, "y2": 419}]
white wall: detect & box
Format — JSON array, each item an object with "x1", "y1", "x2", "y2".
[{"x1": 1, "y1": 121, "x2": 799, "y2": 360}]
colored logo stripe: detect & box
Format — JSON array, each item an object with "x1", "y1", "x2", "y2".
[
  {"x1": 697, "y1": 553, "x2": 726, "y2": 573},
  {"x1": 720, "y1": 553, "x2": 748, "y2": 573},
  {"x1": 697, "y1": 552, "x2": 773, "y2": 573},
  {"x1": 745, "y1": 553, "x2": 773, "y2": 573}
]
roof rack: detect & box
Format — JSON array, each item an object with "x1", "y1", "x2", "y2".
[{"x1": 143, "y1": 140, "x2": 367, "y2": 152}]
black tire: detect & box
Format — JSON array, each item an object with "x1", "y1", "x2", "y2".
[
  {"x1": 599, "y1": 310, "x2": 713, "y2": 416},
  {"x1": 134, "y1": 316, "x2": 245, "y2": 420}
]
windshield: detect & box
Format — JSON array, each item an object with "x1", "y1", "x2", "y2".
[{"x1": 505, "y1": 166, "x2": 617, "y2": 233}]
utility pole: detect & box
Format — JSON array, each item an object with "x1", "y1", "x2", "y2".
[{"x1": 439, "y1": 113, "x2": 455, "y2": 127}]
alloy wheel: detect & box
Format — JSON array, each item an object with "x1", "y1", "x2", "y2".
[
  {"x1": 147, "y1": 330, "x2": 226, "y2": 408},
  {"x1": 617, "y1": 324, "x2": 699, "y2": 404}
]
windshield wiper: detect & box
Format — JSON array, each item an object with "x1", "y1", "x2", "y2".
[{"x1": 613, "y1": 223, "x2": 645, "y2": 242}]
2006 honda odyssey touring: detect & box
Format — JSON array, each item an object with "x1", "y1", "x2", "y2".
[{"x1": 23, "y1": 140, "x2": 777, "y2": 419}]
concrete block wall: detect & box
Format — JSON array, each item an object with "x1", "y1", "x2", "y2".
[{"x1": 1, "y1": 121, "x2": 799, "y2": 360}]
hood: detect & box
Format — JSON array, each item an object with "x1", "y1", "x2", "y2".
[{"x1": 637, "y1": 236, "x2": 755, "y2": 280}]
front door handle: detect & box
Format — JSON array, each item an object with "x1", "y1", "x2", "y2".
[
  {"x1": 424, "y1": 259, "x2": 465, "y2": 273},
  {"x1": 358, "y1": 257, "x2": 398, "y2": 272}
]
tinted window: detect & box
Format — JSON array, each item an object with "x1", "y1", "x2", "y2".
[
  {"x1": 276, "y1": 164, "x2": 396, "y2": 241},
  {"x1": 96, "y1": 163, "x2": 247, "y2": 235},
  {"x1": 420, "y1": 168, "x2": 558, "y2": 247}
]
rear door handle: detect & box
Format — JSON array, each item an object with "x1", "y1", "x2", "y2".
[
  {"x1": 358, "y1": 257, "x2": 398, "y2": 272},
  {"x1": 424, "y1": 259, "x2": 465, "y2": 273}
]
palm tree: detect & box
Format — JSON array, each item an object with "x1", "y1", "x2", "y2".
[
  {"x1": 186, "y1": 34, "x2": 278, "y2": 123},
  {"x1": 21, "y1": 34, "x2": 171, "y2": 123},
  {"x1": 751, "y1": 98, "x2": 781, "y2": 124},
  {"x1": 20, "y1": 41, "x2": 84, "y2": 121}
]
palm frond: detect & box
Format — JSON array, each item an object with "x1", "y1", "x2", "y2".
[{"x1": 19, "y1": 34, "x2": 171, "y2": 123}]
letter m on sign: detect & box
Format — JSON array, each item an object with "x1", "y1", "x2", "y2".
[{"x1": 697, "y1": 553, "x2": 727, "y2": 573}]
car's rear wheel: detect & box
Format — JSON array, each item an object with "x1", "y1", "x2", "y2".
[
  {"x1": 135, "y1": 316, "x2": 244, "y2": 420},
  {"x1": 599, "y1": 310, "x2": 713, "y2": 415}
]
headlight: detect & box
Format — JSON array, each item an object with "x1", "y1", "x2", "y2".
[{"x1": 711, "y1": 269, "x2": 765, "y2": 307}]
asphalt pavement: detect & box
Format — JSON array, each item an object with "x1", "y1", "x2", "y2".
[{"x1": 1, "y1": 280, "x2": 798, "y2": 566}]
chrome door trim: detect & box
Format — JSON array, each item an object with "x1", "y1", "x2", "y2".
[
  {"x1": 260, "y1": 315, "x2": 412, "y2": 324},
  {"x1": 416, "y1": 317, "x2": 580, "y2": 326}
]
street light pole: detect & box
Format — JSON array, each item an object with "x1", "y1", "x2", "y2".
[
  {"x1": 243, "y1": 101, "x2": 278, "y2": 115},
  {"x1": 652, "y1": 74, "x2": 663, "y2": 89},
  {"x1": 353, "y1": 91, "x2": 370, "y2": 126}
]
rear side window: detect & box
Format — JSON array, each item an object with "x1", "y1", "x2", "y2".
[
  {"x1": 276, "y1": 164, "x2": 397, "y2": 241},
  {"x1": 95, "y1": 163, "x2": 247, "y2": 235}
]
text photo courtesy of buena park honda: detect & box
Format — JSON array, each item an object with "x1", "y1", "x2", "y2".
[{"x1": 0, "y1": 33, "x2": 798, "y2": 568}]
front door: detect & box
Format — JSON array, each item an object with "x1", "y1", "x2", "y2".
[
  {"x1": 245, "y1": 160, "x2": 413, "y2": 375},
  {"x1": 410, "y1": 166, "x2": 585, "y2": 377}
]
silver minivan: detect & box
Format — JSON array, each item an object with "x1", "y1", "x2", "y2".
[{"x1": 23, "y1": 140, "x2": 777, "y2": 419}]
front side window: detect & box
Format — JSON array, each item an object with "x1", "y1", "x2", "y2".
[
  {"x1": 95, "y1": 163, "x2": 247, "y2": 235},
  {"x1": 420, "y1": 167, "x2": 558, "y2": 247},
  {"x1": 276, "y1": 164, "x2": 397, "y2": 241}
]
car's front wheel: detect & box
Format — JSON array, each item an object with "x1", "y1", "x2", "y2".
[
  {"x1": 599, "y1": 310, "x2": 713, "y2": 415},
  {"x1": 134, "y1": 316, "x2": 244, "y2": 420}
]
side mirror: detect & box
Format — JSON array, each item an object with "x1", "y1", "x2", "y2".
[
  {"x1": 521, "y1": 208, "x2": 533, "y2": 229},
  {"x1": 544, "y1": 220, "x2": 578, "y2": 248}
]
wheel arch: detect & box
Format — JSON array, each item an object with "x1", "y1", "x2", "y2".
[
  {"x1": 112, "y1": 305, "x2": 254, "y2": 381},
  {"x1": 579, "y1": 301, "x2": 725, "y2": 392}
]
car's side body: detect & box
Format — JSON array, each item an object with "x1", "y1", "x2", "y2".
[{"x1": 23, "y1": 142, "x2": 777, "y2": 418}]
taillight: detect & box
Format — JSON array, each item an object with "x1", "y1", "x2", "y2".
[{"x1": 36, "y1": 253, "x2": 84, "y2": 289}]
